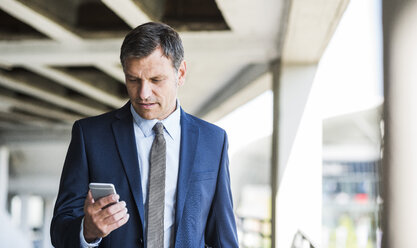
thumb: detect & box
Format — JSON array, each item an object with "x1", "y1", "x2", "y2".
[{"x1": 85, "y1": 190, "x2": 95, "y2": 206}]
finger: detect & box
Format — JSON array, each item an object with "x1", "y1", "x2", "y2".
[
  {"x1": 93, "y1": 194, "x2": 119, "y2": 211},
  {"x1": 107, "y1": 213, "x2": 130, "y2": 233},
  {"x1": 84, "y1": 190, "x2": 95, "y2": 210},
  {"x1": 88, "y1": 190, "x2": 95, "y2": 203},
  {"x1": 104, "y1": 206, "x2": 128, "y2": 225},
  {"x1": 98, "y1": 201, "x2": 126, "y2": 220}
]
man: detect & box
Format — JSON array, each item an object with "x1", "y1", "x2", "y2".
[{"x1": 50, "y1": 22, "x2": 238, "y2": 248}]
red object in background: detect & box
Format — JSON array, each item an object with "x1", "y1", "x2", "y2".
[{"x1": 354, "y1": 193, "x2": 369, "y2": 204}]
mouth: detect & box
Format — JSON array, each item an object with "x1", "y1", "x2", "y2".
[{"x1": 137, "y1": 102, "x2": 156, "y2": 109}]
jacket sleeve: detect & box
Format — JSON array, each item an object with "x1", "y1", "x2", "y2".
[
  {"x1": 51, "y1": 121, "x2": 90, "y2": 248},
  {"x1": 205, "y1": 131, "x2": 239, "y2": 247}
]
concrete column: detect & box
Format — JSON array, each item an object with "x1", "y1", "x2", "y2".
[
  {"x1": 19, "y1": 194, "x2": 31, "y2": 234},
  {"x1": 42, "y1": 197, "x2": 54, "y2": 248},
  {"x1": 271, "y1": 63, "x2": 322, "y2": 247},
  {"x1": 0, "y1": 146, "x2": 9, "y2": 210},
  {"x1": 271, "y1": 60, "x2": 280, "y2": 248},
  {"x1": 382, "y1": 0, "x2": 417, "y2": 247}
]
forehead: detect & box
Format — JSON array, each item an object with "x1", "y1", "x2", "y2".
[{"x1": 125, "y1": 48, "x2": 174, "y2": 72}]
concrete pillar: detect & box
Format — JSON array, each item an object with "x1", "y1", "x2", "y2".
[
  {"x1": 0, "y1": 147, "x2": 32, "y2": 248},
  {"x1": 271, "y1": 63, "x2": 322, "y2": 247},
  {"x1": 382, "y1": 0, "x2": 417, "y2": 247},
  {"x1": 271, "y1": 61, "x2": 280, "y2": 248},
  {"x1": 19, "y1": 194, "x2": 31, "y2": 234},
  {"x1": 42, "y1": 197, "x2": 54, "y2": 248},
  {"x1": 0, "y1": 146, "x2": 9, "y2": 210}
]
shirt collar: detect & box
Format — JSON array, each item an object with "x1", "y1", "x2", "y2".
[{"x1": 130, "y1": 100, "x2": 181, "y2": 140}]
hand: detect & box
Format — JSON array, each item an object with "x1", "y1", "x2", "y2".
[{"x1": 83, "y1": 190, "x2": 130, "y2": 243}]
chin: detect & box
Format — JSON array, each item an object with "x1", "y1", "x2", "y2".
[
  {"x1": 133, "y1": 106, "x2": 154, "y2": 120},
  {"x1": 139, "y1": 113, "x2": 155, "y2": 120}
]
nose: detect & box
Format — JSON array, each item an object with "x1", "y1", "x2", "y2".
[{"x1": 139, "y1": 81, "x2": 152, "y2": 100}]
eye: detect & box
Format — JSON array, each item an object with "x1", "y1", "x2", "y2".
[
  {"x1": 126, "y1": 77, "x2": 138, "y2": 83},
  {"x1": 151, "y1": 78, "x2": 162, "y2": 83}
]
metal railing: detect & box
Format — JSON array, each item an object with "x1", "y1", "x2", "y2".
[{"x1": 291, "y1": 230, "x2": 317, "y2": 248}]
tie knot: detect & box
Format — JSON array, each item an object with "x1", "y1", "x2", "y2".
[{"x1": 153, "y1": 122, "x2": 164, "y2": 135}]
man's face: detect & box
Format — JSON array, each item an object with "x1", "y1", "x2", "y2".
[{"x1": 124, "y1": 47, "x2": 186, "y2": 120}]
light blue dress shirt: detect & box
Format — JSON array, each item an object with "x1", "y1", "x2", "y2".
[{"x1": 80, "y1": 101, "x2": 181, "y2": 248}]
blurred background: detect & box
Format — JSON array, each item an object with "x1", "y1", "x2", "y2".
[{"x1": 0, "y1": 0, "x2": 416, "y2": 247}]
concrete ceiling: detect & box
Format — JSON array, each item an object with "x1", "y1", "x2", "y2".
[
  {"x1": 0, "y1": 0, "x2": 349, "y2": 196},
  {"x1": 0, "y1": 0, "x2": 348, "y2": 132},
  {"x1": 0, "y1": 0, "x2": 284, "y2": 132}
]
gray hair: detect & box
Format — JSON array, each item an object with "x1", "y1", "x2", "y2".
[{"x1": 120, "y1": 22, "x2": 184, "y2": 71}]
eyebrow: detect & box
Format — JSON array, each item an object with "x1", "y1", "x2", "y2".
[
  {"x1": 151, "y1": 75, "x2": 166, "y2": 79},
  {"x1": 125, "y1": 73, "x2": 167, "y2": 79},
  {"x1": 125, "y1": 73, "x2": 137, "y2": 78}
]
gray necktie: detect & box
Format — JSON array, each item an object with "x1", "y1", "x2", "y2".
[{"x1": 147, "y1": 122, "x2": 166, "y2": 247}]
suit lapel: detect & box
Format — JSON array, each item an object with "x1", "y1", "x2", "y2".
[
  {"x1": 111, "y1": 102, "x2": 145, "y2": 230},
  {"x1": 175, "y1": 109, "x2": 200, "y2": 234}
]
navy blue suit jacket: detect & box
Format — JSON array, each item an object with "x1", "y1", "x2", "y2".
[{"x1": 51, "y1": 102, "x2": 238, "y2": 247}]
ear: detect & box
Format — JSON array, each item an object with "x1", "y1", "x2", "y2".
[{"x1": 177, "y1": 60, "x2": 186, "y2": 87}]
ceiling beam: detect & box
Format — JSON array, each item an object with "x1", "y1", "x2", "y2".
[
  {"x1": 0, "y1": 94, "x2": 82, "y2": 123},
  {"x1": 0, "y1": 39, "x2": 122, "y2": 66},
  {"x1": 27, "y1": 65, "x2": 127, "y2": 108},
  {"x1": 196, "y1": 63, "x2": 270, "y2": 118},
  {"x1": 95, "y1": 62, "x2": 126, "y2": 84},
  {"x1": 0, "y1": 35, "x2": 277, "y2": 66},
  {"x1": 203, "y1": 72, "x2": 272, "y2": 122},
  {"x1": 215, "y1": 0, "x2": 286, "y2": 36},
  {"x1": 0, "y1": 110, "x2": 64, "y2": 129},
  {"x1": 0, "y1": 0, "x2": 128, "y2": 103},
  {"x1": 0, "y1": 121, "x2": 29, "y2": 131},
  {"x1": 0, "y1": 74, "x2": 104, "y2": 116},
  {"x1": 101, "y1": 0, "x2": 151, "y2": 28},
  {"x1": 282, "y1": 0, "x2": 349, "y2": 64},
  {"x1": 0, "y1": 0, "x2": 82, "y2": 43}
]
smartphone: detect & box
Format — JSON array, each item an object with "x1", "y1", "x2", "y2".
[{"x1": 89, "y1": 183, "x2": 117, "y2": 202}]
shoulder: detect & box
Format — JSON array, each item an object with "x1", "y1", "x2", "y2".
[
  {"x1": 75, "y1": 102, "x2": 130, "y2": 130},
  {"x1": 181, "y1": 109, "x2": 227, "y2": 138},
  {"x1": 77, "y1": 109, "x2": 117, "y2": 125}
]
